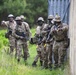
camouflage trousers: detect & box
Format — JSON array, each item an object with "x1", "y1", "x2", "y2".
[
  {"x1": 46, "y1": 43, "x2": 52, "y2": 68},
  {"x1": 9, "y1": 36, "x2": 16, "y2": 55},
  {"x1": 15, "y1": 41, "x2": 29, "y2": 58},
  {"x1": 26, "y1": 42, "x2": 30, "y2": 57},
  {"x1": 34, "y1": 44, "x2": 44, "y2": 63},
  {"x1": 16, "y1": 40, "x2": 28, "y2": 61},
  {"x1": 53, "y1": 41, "x2": 67, "y2": 67},
  {"x1": 34, "y1": 43, "x2": 53, "y2": 68},
  {"x1": 41, "y1": 43, "x2": 49, "y2": 68}
]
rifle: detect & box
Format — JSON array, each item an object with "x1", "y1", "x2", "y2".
[
  {"x1": 5, "y1": 27, "x2": 12, "y2": 38},
  {"x1": 15, "y1": 30, "x2": 26, "y2": 40},
  {"x1": 46, "y1": 25, "x2": 53, "y2": 43},
  {"x1": 46, "y1": 34, "x2": 52, "y2": 43},
  {"x1": 37, "y1": 35, "x2": 43, "y2": 45}
]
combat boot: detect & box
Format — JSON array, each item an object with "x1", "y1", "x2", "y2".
[{"x1": 32, "y1": 61, "x2": 37, "y2": 67}]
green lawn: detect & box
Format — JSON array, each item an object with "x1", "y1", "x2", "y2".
[{"x1": 0, "y1": 29, "x2": 67, "y2": 75}]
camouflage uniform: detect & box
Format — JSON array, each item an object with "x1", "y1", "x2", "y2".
[
  {"x1": 1, "y1": 14, "x2": 16, "y2": 55},
  {"x1": 46, "y1": 41, "x2": 53, "y2": 68},
  {"x1": 41, "y1": 23, "x2": 49, "y2": 68},
  {"x1": 45, "y1": 15, "x2": 54, "y2": 69},
  {"x1": 14, "y1": 17, "x2": 30, "y2": 62},
  {"x1": 40, "y1": 15, "x2": 54, "y2": 69},
  {"x1": 32, "y1": 26, "x2": 43, "y2": 66},
  {"x1": 32, "y1": 17, "x2": 45, "y2": 66},
  {"x1": 20, "y1": 15, "x2": 31, "y2": 57},
  {"x1": 51, "y1": 15, "x2": 69, "y2": 68}
]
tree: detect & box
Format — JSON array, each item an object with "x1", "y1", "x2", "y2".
[
  {"x1": 0, "y1": 0, "x2": 48, "y2": 27},
  {"x1": 0, "y1": 0, "x2": 26, "y2": 21},
  {"x1": 24, "y1": 0, "x2": 48, "y2": 26}
]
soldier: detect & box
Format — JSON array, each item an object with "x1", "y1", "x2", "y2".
[
  {"x1": 51, "y1": 15, "x2": 69, "y2": 69},
  {"x1": 45, "y1": 15, "x2": 54, "y2": 70},
  {"x1": 41, "y1": 24, "x2": 48, "y2": 69},
  {"x1": 20, "y1": 15, "x2": 31, "y2": 57},
  {"x1": 1, "y1": 14, "x2": 16, "y2": 55},
  {"x1": 41, "y1": 15, "x2": 54, "y2": 69},
  {"x1": 14, "y1": 17, "x2": 29, "y2": 62},
  {"x1": 32, "y1": 17, "x2": 45, "y2": 67},
  {"x1": 20, "y1": 15, "x2": 31, "y2": 40}
]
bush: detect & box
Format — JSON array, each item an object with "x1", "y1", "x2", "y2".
[
  {"x1": 0, "y1": 30, "x2": 9, "y2": 48},
  {"x1": 0, "y1": 40, "x2": 3, "y2": 48},
  {"x1": 3, "y1": 39, "x2": 8, "y2": 46}
]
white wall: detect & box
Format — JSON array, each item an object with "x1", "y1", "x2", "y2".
[{"x1": 70, "y1": 0, "x2": 76, "y2": 75}]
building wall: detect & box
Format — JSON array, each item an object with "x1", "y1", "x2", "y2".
[{"x1": 70, "y1": 0, "x2": 76, "y2": 75}]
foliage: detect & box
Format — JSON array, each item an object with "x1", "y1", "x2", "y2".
[
  {"x1": 0, "y1": 0, "x2": 26, "y2": 21},
  {"x1": 0, "y1": 0, "x2": 48, "y2": 27},
  {"x1": 3, "y1": 0, "x2": 26, "y2": 15},
  {"x1": 0, "y1": 29, "x2": 65, "y2": 75},
  {"x1": 0, "y1": 30, "x2": 8, "y2": 48},
  {"x1": 25, "y1": 0, "x2": 48, "y2": 26}
]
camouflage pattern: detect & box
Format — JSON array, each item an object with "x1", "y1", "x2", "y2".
[
  {"x1": 54, "y1": 15, "x2": 61, "y2": 22},
  {"x1": 20, "y1": 15, "x2": 31, "y2": 57},
  {"x1": 41, "y1": 43, "x2": 48, "y2": 68},
  {"x1": 34, "y1": 44, "x2": 43, "y2": 63},
  {"x1": 46, "y1": 40, "x2": 53, "y2": 68},
  {"x1": 41, "y1": 24, "x2": 49, "y2": 68},
  {"x1": 16, "y1": 40, "x2": 28, "y2": 61},
  {"x1": 32, "y1": 22, "x2": 47, "y2": 66},
  {"x1": 14, "y1": 22, "x2": 30, "y2": 61},
  {"x1": 22, "y1": 22, "x2": 31, "y2": 57},
  {"x1": 51, "y1": 23, "x2": 69, "y2": 67},
  {"x1": 2, "y1": 20, "x2": 16, "y2": 54},
  {"x1": 32, "y1": 25, "x2": 43, "y2": 66},
  {"x1": 22, "y1": 22, "x2": 31, "y2": 41},
  {"x1": 46, "y1": 17, "x2": 54, "y2": 68}
]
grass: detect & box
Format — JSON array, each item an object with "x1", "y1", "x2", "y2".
[{"x1": 0, "y1": 28, "x2": 65, "y2": 75}]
